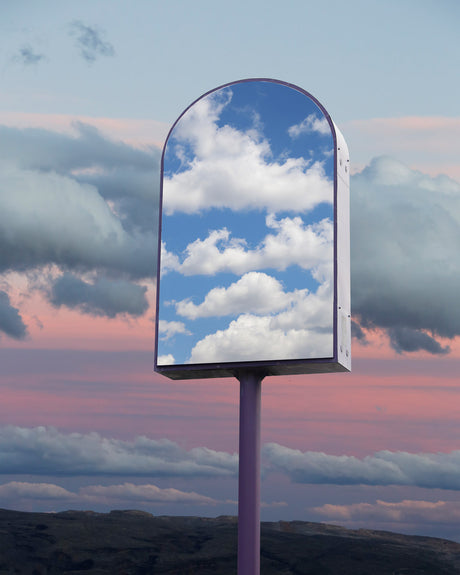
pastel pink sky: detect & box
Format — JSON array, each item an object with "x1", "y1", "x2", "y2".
[
  {"x1": 1, "y1": 106, "x2": 459, "y2": 456},
  {"x1": 2, "y1": 284, "x2": 460, "y2": 456},
  {"x1": 1, "y1": 109, "x2": 459, "y2": 541},
  {"x1": 2, "y1": 0, "x2": 459, "y2": 543}
]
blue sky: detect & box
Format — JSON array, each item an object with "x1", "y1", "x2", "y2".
[
  {"x1": 1, "y1": 0, "x2": 460, "y2": 542},
  {"x1": 158, "y1": 80, "x2": 335, "y2": 365}
]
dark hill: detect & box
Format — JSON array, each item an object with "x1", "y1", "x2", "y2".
[{"x1": 0, "y1": 508, "x2": 459, "y2": 574}]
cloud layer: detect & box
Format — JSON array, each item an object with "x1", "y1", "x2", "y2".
[
  {"x1": 0, "y1": 426, "x2": 237, "y2": 478},
  {"x1": 4, "y1": 427, "x2": 460, "y2": 492},
  {"x1": 0, "y1": 481, "x2": 216, "y2": 506},
  {"x1": 313, "y1": 498, "x2": 460, "y2": 525},
  {"x1": 264, "y1": 443, "x2": 460, "y2": 490}
]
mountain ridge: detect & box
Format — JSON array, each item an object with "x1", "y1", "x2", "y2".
[{"x1": 1, "y1": 508, "x2": 459, "y2": 574}]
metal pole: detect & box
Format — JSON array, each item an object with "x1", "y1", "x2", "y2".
[{"x1": 237, "y1": 370, "x2": 263, "y2": 575}]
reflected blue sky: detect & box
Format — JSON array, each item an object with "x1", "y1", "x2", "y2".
[{"x1": 158, "y1": 80, "x2": 335, "y2": 365}]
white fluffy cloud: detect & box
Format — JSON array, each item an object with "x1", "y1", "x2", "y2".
[
  {"x1": 264, "y1": 443, "x2": 460, "y2": 490},
  {"x1": 175, "y1": 272, "x2": 303, "y2": 319},
  {"x1": 163, "y1": 89, "x2": 332, "y2": 215},
  {"x1": 269, "y1": 280, "x2": 332, "y2": 331},
  {"x1": 157, "y1": 353, "x2": 175, "y2": 364},
  {"x1": 189, "y1": 313, "x2": 333, "y2": 363},
  {"x1": 160, "y1": 241, "x2": 181, "y2": 276},
  {"x1": 158, "y1": 319, "x2": 191, "y2": 340},
  {"x1": 166, "y1": 215, "x2": 333, "y2": 279},
  {"x1": 288, "y1": 114, "x2": 330, "y2": 138},
  {"x1": 182, "y1": 271, "x2": 333, "y2": 363}
]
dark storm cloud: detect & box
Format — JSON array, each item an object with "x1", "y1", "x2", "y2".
[
  {"x1": 79, "y1": 164, "x2": 157, "y2": 234},
  {"x1": 0, "y1": 166, "x2": 155, "y2": 278},
  {"x1": 0, "y1": 122, "x2": 157, "y2": 179},
  {"x1": 14, "y1": 45, "x2": 46, "y2": 66},
  {"x1": 351, "y1": 320, "x2": 367, "y2": 343},
  {"x1": 351, "y1": 156, "x2": 460, "y2": 354},
  {"x1": 0, "y1": 122, "x2": 160, "y2": 235},
  {"x1": 69, "y1": 21, "x2": 115, "y2": 63},
  {"x1": 49, "y1": 274, "x2": 149, "y2": 318},
  {"x1": 0, "y1": 291, "x2": 28, "y2": 340},
  {"x1": 0, "y1": 123, "x2": 159, "y2": 278},
  {"x1": 388, "y1": 327, "x2": 450, "y2": 355}
]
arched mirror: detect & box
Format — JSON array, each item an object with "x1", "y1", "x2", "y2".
[{"x1": 155, "y1": 79, "x2": 350, "y2": 379}]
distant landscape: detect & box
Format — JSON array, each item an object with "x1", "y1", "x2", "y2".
[{"x1": 1, "y1": 508, "x2": 460, "y2": 574}]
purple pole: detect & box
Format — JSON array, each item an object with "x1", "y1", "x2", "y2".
[{"x1": 237, "y1": 370, "x2": 263, "y2": 575}]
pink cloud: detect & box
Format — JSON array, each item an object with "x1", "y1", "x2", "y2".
[
  {"x1": 313, "y1": 498, "x2": 460, "y2": 526},
  {"x1": 343, "y1": 116, "x2": 460, "y2": 181},
  {"x1": 0, "y1": 112, "x2": 169, "y2": 149}
]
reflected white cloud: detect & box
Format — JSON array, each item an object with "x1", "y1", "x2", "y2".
[
  {"x1": 163, "y1": 89, "x2": 332, "y2": 215},
  {"x1": 165, "y1": 215, "x2": 333, "y2": 278},
  {"x1": 157, "y1": 354, "x2": 175, "y2": 365},
  {"x1": 158, "y1": 320, "x2": 191, "y2": 340},
  {"x1": 160, "y1": 241, "x2": 180, "y2": 276},
  {"x1": 175, "y1": 272, "x2": 301, "y2": 319},
  {"x1": 189, "y1": 313, "x2": 333, "y2": 363},
  {"x1": 288, "y1": 113, "x2": 330, "y2": 138}
]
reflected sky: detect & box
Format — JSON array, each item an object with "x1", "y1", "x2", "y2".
[{"x1": 157, "y1": 80, "x2": 335, "y2": 365}]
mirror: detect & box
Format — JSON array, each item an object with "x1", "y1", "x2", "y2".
[{"x1": 155, "y1": 79, "x2": 349, "y2": 378}]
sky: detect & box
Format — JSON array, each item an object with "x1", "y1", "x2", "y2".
[{"x1": 1, "y1": 0, "x2": 460, "y2": 542}]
